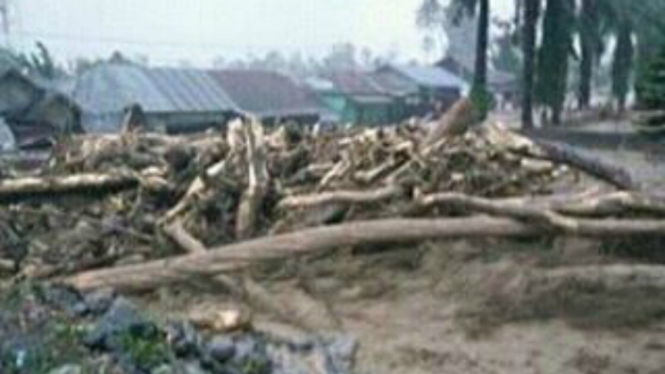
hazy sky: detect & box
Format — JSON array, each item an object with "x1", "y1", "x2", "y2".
[{"x1": 8, "y1": 0, "x2": 514, "y2": 67}]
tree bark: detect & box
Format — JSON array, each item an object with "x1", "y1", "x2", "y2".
[
  {"x1": 278, "y1": 185, "x2": 404, "y2": 210},
  {"x1": 612, "y1": 20, "x2": 634, "y2": 112},
  {"x1": 64, "y1": 215, "x2": 665, "y2": 292},
  {"x1": 525, "y1": 138, "x2": 637, "y2": 190},
  {"x1": 472, "y1": 0, "x2": 490, "y2": 119},
  {"x1": 0, "y1": 172, "x2": 138, "y2": 201},
  {"x1": 521, "y1": 0, "x2": 540, "y2": 129},
  {"x1": 578, "y1": 0, "x2": 597, "y2": 109}
]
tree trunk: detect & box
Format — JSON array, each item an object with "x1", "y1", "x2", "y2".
[
  {"x1": 578, "y1": 0, "x2": 597, "y2": 109},
  {"x1": 471, "y1": 0, "x2": 490, "y2": 120},
  {"x1": 612, "y1": 20, "x2": 634, "y2": 112},
  {"x1": 536, "y1": 0, "x2": 574, "y2": 126},
  {"x1": 521, "y1": 0, "x2": 540, "y2": 129},
  {"x1": 64, "y1": 215, "x2": 665, "y2": 292}
]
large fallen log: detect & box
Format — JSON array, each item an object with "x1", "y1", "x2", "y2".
[
  {"x1": 64, "y1": 216, "x2": 665, "y2": 292},
  {"x1": 482, "y1": 122, "x2": 637, "y2": 190},
  {"x1": 418, "y1": 191, "x2": 665, "y2": 218},
  {"x1": 527, "y1": 139, "x2": 637, "y2": 190},
  {"x1": 537, "y1": 265, "x2": 665, "y2": 289},
  {"x1": 0, "y1": 172, "x2": 138, "y2": 200}
]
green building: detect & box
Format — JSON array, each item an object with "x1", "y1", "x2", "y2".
[
  {"x1": 308, "y1": 72, "x2": 394, "y2": 125},
  {"x1": 308, "y1": 65, "x2": 467, "y2": 125}
]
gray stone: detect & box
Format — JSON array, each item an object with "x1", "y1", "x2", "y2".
[
  {"x1": 83, "y1": 297, "x2": 152, "y2": 349},
  {"x1": 182, "y1": 361, "x2": 211, "y2": 374},
  {"x1": 47, "y1": 364, "x2": 82, "y2": 374},
  {"x1": 152, "y1": 364, "x2": 175, "y2": 374},
  {"x1": 83, "y1": 287, "x2": 117, "y2": 315},
  {"x1": 40, "y1": 285, "x2": 86, "y2": 316},
  {"x1": 166, "y1": 321, "x2": 202, "y2": 357},
  {"x1": 205, "y1": 335, "x2": 235, "y2": 363}
]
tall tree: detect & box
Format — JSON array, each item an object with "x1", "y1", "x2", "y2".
[
  {"x1": 418, "y1": 0, "x2": 491, "y2": 120},
  {"x1": 470, "y1": 0, "x2": 491, "y2": 120},
  {"x1": 521, "y1": 0, "x2": 540, "y2": 129},
  {"x1": 536, "y1": 0, "x2": 575, "y2": 126},
  {"x1": 578, "y1": 0, "x2": 600, "y2": 109},
  {"x1": 611, "y1": 20, "x2": 634, "y2": 112}
]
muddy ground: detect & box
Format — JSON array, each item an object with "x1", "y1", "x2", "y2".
[{"x1": 139, "y1": 236, "x2": 665, "y2": 374}]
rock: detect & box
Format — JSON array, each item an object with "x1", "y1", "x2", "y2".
[
  {"x1": 205, "y1": 335, "x2": 235, "y2": 363},
  {"x1": 322, "y1": 334, "x2": 358, "y2": 373},
  {"x1": 182, "y1": 361, "x2": 212, "y2": 374},
  {"x1": 83, "y1": 287, "x2": 117, "y2": 315},
  {"x1": 166, "y1": 321, "x2": 202, "y2": 357},
  {"x1": 152, "y1": 364, "x2": 176, "y2": 374},
  {"x1": 39, "y1": 285, "x2": 87, "y2": 316},
  {"x1": 83, "y1": 297, "x2": 153, "y2": 349},
  {"x1": 230, "y1": 335, "x2": 271, "y2": 374},
  {"x1": 326, "y1": 334, "x2": 357, "y2": 364},
  {"x1": 47, "y1": 364, "x2": 82, "y2": 374}
]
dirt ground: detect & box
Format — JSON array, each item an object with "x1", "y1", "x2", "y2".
[{"x1": 142, "y1": 237, "x2": 665, "y2": 374}]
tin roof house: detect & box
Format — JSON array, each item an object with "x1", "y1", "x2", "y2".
[
  {"x1": 309, "y1": 71, "x2": 394, "y2": 125},
  {"x1": 374, "y1": 64, "x2": 468, "y2": 116},
  {"x1": 209, "y1": 69, "x2": 322, "y2": 125},
  {"x1": 0, "y1": 67, "x2": 81, "y2": 149},
  {"x1": 74, "y1": 63, "x2": 325, "y2": 133},
  {"x1": 74, "y1": 63, "x2": 237, "y2": 134}
]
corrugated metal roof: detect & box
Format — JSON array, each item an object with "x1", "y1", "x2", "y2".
[
  {"x1": 74, "y1": 63, "x2": 237, "y2": 115},
  {"x1": 209, "y1": 70, "x2": 322, "y2": 118},
  {"x1": 324, "y1": 71, "x2": 392, "y2": 104},
  {"x1": 370, "y1": 70, "x2": 419, "y2": 97},
  {"x1": 387, "y1": 64, "x2": 468, "y2": 90}
]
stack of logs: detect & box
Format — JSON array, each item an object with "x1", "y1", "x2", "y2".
[{"x1": 0, "y1": 100, "x2": 659, "y2": 293}]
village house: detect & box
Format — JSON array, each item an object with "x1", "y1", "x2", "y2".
[
  {"x1": 0, "y1": 67, "x2": 81, "y2": 149},
  {"x1": 74, "y1": 63, "x2": 326, "y2": 133},
  {"x1": 375, "y1": 64, "x2": 468, "y2": 117},
  {"x1": 308, "y1": 71, "x2": 394, "y2": 125},
  {"x1": 74, "y1": 63, "x2": 237, "y2": 134},
  {"x1": 208, "y1": 69, "x2": 322, "y2": 125}
]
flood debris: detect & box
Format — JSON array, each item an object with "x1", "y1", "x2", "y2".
[
  {"x1": 0, "y1": 100, "x2": 656, "y2": 290},
  {"x1": 1, "y1": 99, "x2": 664, "y2": 373}
]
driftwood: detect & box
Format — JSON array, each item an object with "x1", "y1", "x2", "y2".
[
  {"x1": 162, "y1": 220, "x2": 207, "y2": 254},
  {"x1": 537, "y1": 265, "x2": 665, "y2": 289},
  {"x1": 481, "y1": 122, "x2": 636, "y2": 190},
  {"x1": 236, "y1": 119, "x2": 270, "y2": 239},
  {"x1": 278, "y1": 185, "x2": 403, "y2": 210},
  {"x1": 424, "y1": 98, "x2": 476, "y2": 147},
  {"x1": 527, "y1": 139, "x2": 637, "y2": 190},
  {"x1": 418, "y1": 191, "x2": 665, "y2": 218},
  {"x1": 64, "y1": 215, "x2": 665, "y2": 292},
  {"x1": 0, "y1": 172, "x2": 138, "y2": 199}
]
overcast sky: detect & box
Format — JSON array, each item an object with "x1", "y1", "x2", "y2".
[{"x1": 7, "y1": 0, "x2": 514, "y2": 67}]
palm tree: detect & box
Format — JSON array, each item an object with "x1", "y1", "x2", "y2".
[
  {"x1": 521, "y1": 0, "x2": 540, "y2": 129},
  {"x1": 536, "y1": 0, "x2": 575, "y2": 126},
  {"x1": 470, "y1": 0, "x2": 491, "y2": 120},
  {"x1": 577, "y1": 0, "x2": 600, "y2": 109},
  {"x1": 604, "y1": 0, "x2": 665, "y2": 110},
  {"x1": 418, "y1": 0, "x2": 491, "y2": 119}
]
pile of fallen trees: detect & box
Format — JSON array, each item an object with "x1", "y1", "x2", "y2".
[{"x1": 0, "y1": 99, "x2": 658, "y2": 291}]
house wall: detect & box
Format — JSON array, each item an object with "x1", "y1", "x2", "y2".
[
  {"x1": 317, "y1": 92, "x2": 393, "y2": 125},
  {"x1": 81, "y1": 111, "x2": 233, "y2": 134},
  {"x1": 33, "y1": 100, "x2": 81, "y2": 133},
  {"x1": 351, "y1": 101, "x2": 392, "y2": 125},
  {"x1": 0, "y1": 75, "x2": 40, "y2": 115}
]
